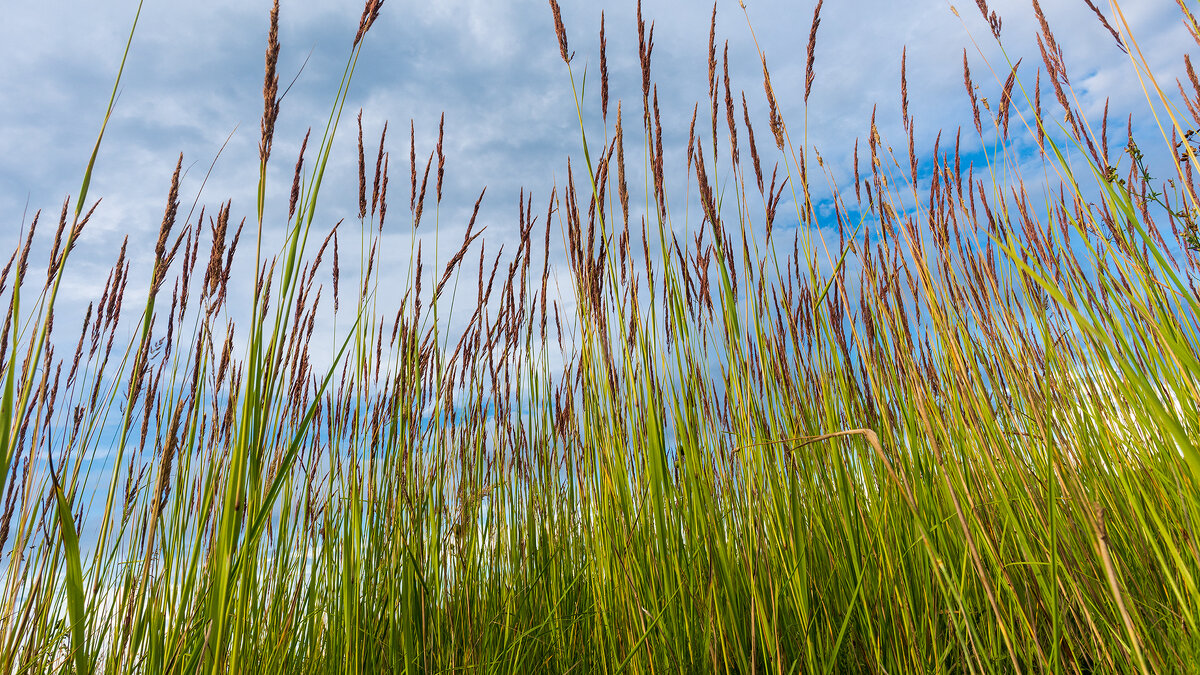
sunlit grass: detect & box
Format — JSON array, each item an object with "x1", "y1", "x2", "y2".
[{"x1": 1, "y1": 0, "x2": 1198, "y2": 672}]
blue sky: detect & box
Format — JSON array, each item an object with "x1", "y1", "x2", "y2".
[{"x1": 0, "y1": 0, "x2": 1190, "y2": 320}]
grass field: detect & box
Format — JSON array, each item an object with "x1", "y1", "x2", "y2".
[{"x1": 2, "y1": 0, "x2": 1199, "y2": 672}]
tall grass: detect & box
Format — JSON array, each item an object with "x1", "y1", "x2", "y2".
[{"x1": 2, "y1": 0, "x2": 1198, "y2": 672}]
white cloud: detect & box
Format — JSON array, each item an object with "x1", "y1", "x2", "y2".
[{"x1": 0, "y1": 0, "x2": 1190, "y2": 336}]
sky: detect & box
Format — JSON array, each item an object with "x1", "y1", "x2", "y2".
[{"x1": 0, "y1": 0, "x2": 1192, "y2": 326}]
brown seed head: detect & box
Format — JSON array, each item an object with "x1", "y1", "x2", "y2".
[
  {"x1": 615, "y1": 104, "x2": 629, "y2": 227},
  {"x1": 332, "y1": 232, "x2": 340, "y2": 313},
  {"x1": 152, "y1": 155, "x2": 184, "y2": 294},
  {"x1": 415, "y1": 150, "x2": 433, "y2": 228},
  {"x1": 436, "y1": 113, "x2": 445, "y2": 204},
  {"x1": 371, "y1": 121, "x2": 388, "y2": 217},
  {"x1": 707, "y1": 5, "x2": 719, "y2": 156},
  {"x1": 46, "y1": 198, "x2": 69, "y2": 282},
  {"x1": 599, "y1": 12, "x2": 609, "y2": 121},
  {"x1": 260, "y1": 0, "x2": 281, "y2": 168},
  {"x1": 687, "y1": 103, "x2": 698, "y2": 175},
  {"x1": 354, "y1": 0, "x2": 386, "y2": 48},
  {"x1": 723, "y1": 43, "x2": 738, "y2": 168},
  {"x1": 998, "y1": 58, "x2": 1022, "y2": 139},
  {"x1": 742, "y1": 92, "x2": 764, "y2": 195},
  {"x1": 548, "y1": 0, "x2": 572, "y2": 64},
  {"x1": 1034, "y1": 69, "x2": 1045, "y2": 151},
  {"x1": 708, "y1": 3, "x2": 717, "y2": 100},
  {"x1": 963, "y1": 50, "x2": 982, "y2": 136},
  {"x1": 205, "y1": 200, "x2": 231, "y2": 297},
  {"x1": 289, "y1": 129, "x2": 310, "y2": 219},
  {"x1": 653, "y1": 87, "x2": 666, "y2": 219},
  {"x1": 357, "y1": 110, "x2": 367, "y2": 220},
  {"x1": 379, "y1": 153, "x2": 390, "y2": 229},
  {"x1": 409, "y1": 121, "x2": 417, "y2": 213},
  {"x1": 638, "y1": 3, "x2": 655, "y2": 128},
  {"x1": 804, "y1": 0, "x2": 823, "y2": 103},
  {"x1": 1031, "y1": 0, "x2": 1059, "y2": 62},
  {"x1": 762, "y1": 55, "x2": 785, "y2": 150},
  {"x1": 15, "y1": 211, "x2": 39, "y2": 286}
]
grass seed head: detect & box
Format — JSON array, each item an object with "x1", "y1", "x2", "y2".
[
  {"x1": 761, "y1": 55, "x2": 784, "y2": 150},
  {"x1": 804, "y1": 0, "x2": 823, "y2": 103},
  {"x1": 354, "y1": 0, "x2": 386, "y2": 48},
  {"x1": 260, "y1": 0, "x2": 280, "y2": 167},
  {"x1": 548, "y1": 0, "x2": 572, "y2": 64}
]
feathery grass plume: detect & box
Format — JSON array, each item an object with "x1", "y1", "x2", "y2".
[
  {"x1": 177, "y1": 212, "x2": 200, "y2": 318},
  {"x1": 151, "y1": 154, "x2": 184, "y2": 295},
  {"x1": 761, "y1": 53, "x2": 784, "y2": 150},
  {"x1": 49, "y1": 198, "x2": 98, "y2": 281},
  {"x1": 436, "y1": 112, "x2": 445, "y2": 204},
  {"x1": 686, "y1": 102, "x2": 698, "y2": 175},
  {"x1": 694, "y1": 142, "x2": 717, "y2": 226},
  {"x1": 1179, "y1": 0, "x2": 1200, "y2": 47},
  {"x1": 415, "y1": 150, "x2": 433, "y2": 228},
  {"x1": 409, "y1": 120, "x2": 417, "y2": 213},
  {"x1": 963, "y1": 50, "x2": 983, "y2": 136},
  {"x1": 599, "y1": 12, "x2": 609, "y2": 122},
  {"x1": 901, "y1": 46, "x2": 911, "y2": 131},
  {"x1": 204, "y1": 200, "x2": 231, "y2": 297},
  {"x1": 723, "y1": 42, "x2": 738, "y2": 168},
  {"x1": 742, "y1": 93, "x2": 764, "y2": 195},
  {"x1": 615, "y1": 103, "x2": 629, "y2": 228},
  {"x1": 974, "y1": 0, "x2": 1002, "y2": 40},
  {"x1": 637, "y1": 0, "x2": 655, "y2": 131},
  {"x1": 357, "y1": 110, "x2": 367, "y2": 220},
  {"x1": 332, "y1": 230, "x2": 340, "y2": 313},
  {"x1": 14, "y1": 212, "x2": 38, "y2": 287},
  {"x1": 998, "y1": 58, "x2": 1021, "y2": 139},
  {"x1": 652, "y1": 86, "x2": 666, "y2": 219},
  {"x1": 708, "y1": 3, "x2": 719, "y2": 156},
  {"x1": 46, "y1": 200, "x2": 69, "y2": 285},
  {"x1": 1177, "y1": 55, "x2": 1200, "y2": 125},
  {"x1": 260, "y1": 0, "x2": 280, "y2": 168},
  {"x1": 353, "y1": 0, "x2": 385, "y2": 48},
  {"x1": 548, "y1": 0, "x2": 571, "y2": 64},
  {"x1": 1084, "y1": 0, "x2": 1126, "y2": 52},
  {"x1": 371, "y1": 122, "x2": 388, "y2": 216},
  {"x1": 289, "y1": 129, "x2": 310, "y2": 219},
  {"x1": 1031, "y1": 0, "x2": 1079, "y2": 145},
  {"x1": 902, "y1": 49, "x2": 919, "y2": 186},
  {"x1": 851, "y1": 137, "x2": 864, "y2": 207},
  {"x1": 0, "y1": 456, "x2": 20, "y2": 552},
  {"x1": 0, "y1": 252, "x2": 15, "y2": 304},
  {"x1": 378, "y1": 150, "x2": 390, "y2": 229},
  {"x1": 804, "y1": 0, "x2": 823, "y2": 103},
  {"x1": 1033, "y1": 68, "x2": 1045, "y2": 151},
  {"x1": 216, "y1": 219, "x2": 243, "y2": 310}
]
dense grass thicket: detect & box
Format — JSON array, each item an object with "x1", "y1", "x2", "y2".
[{"x1": 2, "y1": 0, "x2": 1199, "y2": 672}]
